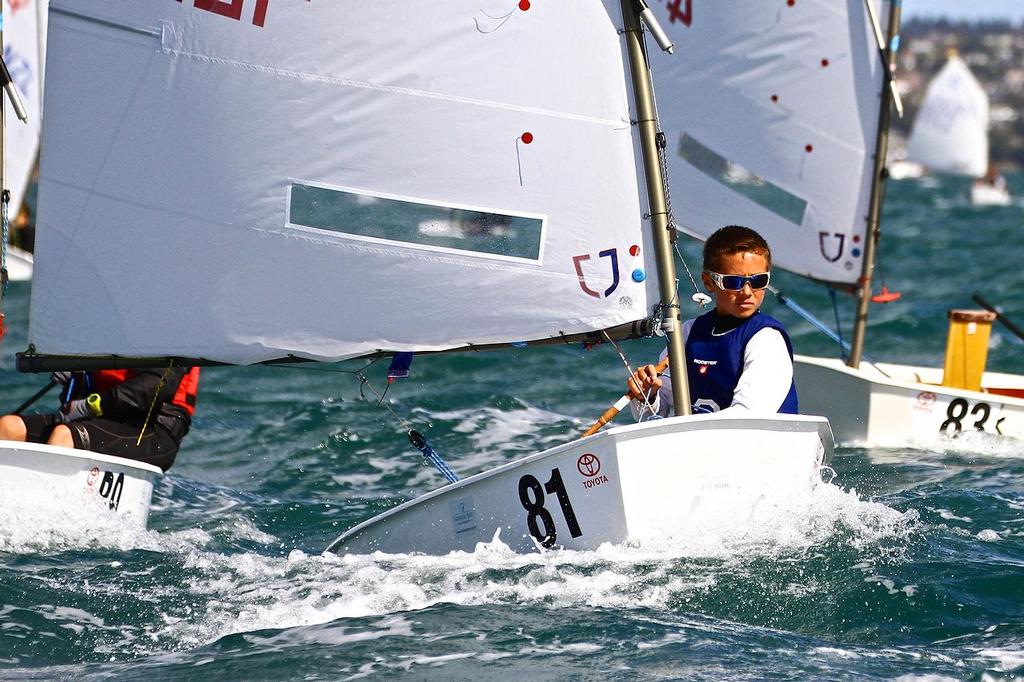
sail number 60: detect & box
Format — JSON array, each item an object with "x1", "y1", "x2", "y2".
[{"x1": 518, "y1": 468, "x2": 582, "y2": 548}]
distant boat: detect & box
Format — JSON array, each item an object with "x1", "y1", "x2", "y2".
[
  {"x1": 886, "y1": 152, "x2": 925, "y2": 181},
  {"x1": 2, "y1": 0, "x2": 48, "y2": 279},
  {"x1": 970, "y1": 169, "x2": 1012, "y2": 207},
  {"x1": 905, "y1": 53, "x2": 1011, "y2": 206},
  {"x1": 887, "y1": 160, "x2": 925, "y2": 180},
  {"x1": 5, "y1": 245, "x2": 33, "y2": 282}
]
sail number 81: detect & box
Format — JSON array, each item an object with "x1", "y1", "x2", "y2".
[{"x1": 518, "y1": 468, "x2": 582, "y2": 548}]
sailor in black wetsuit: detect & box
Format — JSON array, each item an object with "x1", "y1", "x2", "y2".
[{"x1": 0, "y1": 368, "x2": 200, "y2": 471}]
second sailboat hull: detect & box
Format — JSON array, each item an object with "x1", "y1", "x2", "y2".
[{"x1": 795, "y1": 355, "x2": 1024, "y2": 446}]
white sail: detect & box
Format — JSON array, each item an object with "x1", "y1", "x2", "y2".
[
  {"x1": 30, "y1": 1, "x2": 654, "y2": 365},
  {"x1": 646, "y1": 0, "x2": 888, "y2": 286},
  {"x1": 905, "y1": 55, "x2": 989, "y2": 178},
  {"x1": 3, "y1": 0, "x2": 47, "y2": 219}
]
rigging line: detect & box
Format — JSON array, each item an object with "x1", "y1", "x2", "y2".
[
  {"x1": 828, "y1": 288, "x2": 848, "y2": 363},
  {"x1": 673, "y1": 241, "x2": 705, "y2": 302},
  {"x1": 136, "y1": 361, "x2": 174, "y2": 446},
  {"x1": 770, "y1": 285, "x2": 850, "y2": 354},
  {"x1": 355, "y1": 371, "x2": 414, "y2": 433},
  {"x1": 355, "y1": 370, "x2": 459, "y2": 483},
  {"x1": 768, "y1": 286, "x2": 893, "y2": 379},
  {"x1": 602, "y1": 330, "x2": 658, "y2": 421},
  {"x1": 1, "y1": 189, "x2": 8, "y2": 298}
]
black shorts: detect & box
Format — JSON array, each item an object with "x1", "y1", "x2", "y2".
[{"x1": 21, "y1": 414, "x2": 180, "y2": 472}]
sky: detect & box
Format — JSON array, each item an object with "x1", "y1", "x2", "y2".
[{"x1": 901, "y1": 0, "x2": 1024, "y2": 23}]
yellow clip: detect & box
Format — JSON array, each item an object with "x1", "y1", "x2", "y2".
[{"x1": 86, "y1": 393, "x2": 103, "y2": 417}]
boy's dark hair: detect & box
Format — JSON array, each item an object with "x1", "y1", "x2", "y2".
[{"x1": 703, "y1": 225, "x2": 771, "y2": 271}]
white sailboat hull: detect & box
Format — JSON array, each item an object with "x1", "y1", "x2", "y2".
[
  {"x1": 795, "y1": 355, "x2": 1024, "y2": 446},
  {"x1": 0, "y1": 441, "x2": 161, "y2": 526},
  {"x1": 887, "y1": 160, "x2": 925, "y2": 180},
  {"x1": 970, "y1": 182, "x2": 1011, "y2": 207},
  {"x1": 5, "y1": 246, "x2": 34, "y2": 282},
  {"x1": 328, "y1": 413, "x2": 833, "y2": 556}
]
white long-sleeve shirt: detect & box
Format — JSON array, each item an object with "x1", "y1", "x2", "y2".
[{"x1": 630, "y1": 318, "x2": 795, "y2": 420}]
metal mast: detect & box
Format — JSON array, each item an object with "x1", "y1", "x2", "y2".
[
  {"x1": 619, "y1": 0, "x2": 691, "y2": 415},
  {"x1": 848, "y1": 1, "x2": 903, "y2": 368}
]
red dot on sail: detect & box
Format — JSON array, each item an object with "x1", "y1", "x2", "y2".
[
  {"x1": 821, "y1": 58, "x2": 829, "y2": 67},
  {"x1": 521, "y1": 132, "x2": 534, "y2": 144},
  {"x1": 805, "y1": 144, "x2": 813, "y2": 153},
  {"x1": 629, "y1": 244, "x2": 640, "y2": 257},
  {"x1": 771, "y1": 94, "x2": 779, "y2": 103},
  {"x1": 852, "y1": 234, "x2": 861, "y2": 243},
  {"x1": 519, "y1": 0, "x2": 530, "y2": 10},
  {"x1": 787, "y1": 0, "x2": 795, "y2": 6}
]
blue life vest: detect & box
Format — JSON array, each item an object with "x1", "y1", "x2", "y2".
[{"x1": 684, "y1": 310, "x2": 799, "y2": 414}]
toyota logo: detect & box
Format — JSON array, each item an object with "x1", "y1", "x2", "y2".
[{"x1": 577, "y1": 453, "x2": 601, "y2": 477}]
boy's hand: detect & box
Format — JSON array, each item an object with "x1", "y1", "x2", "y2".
[
  {"x1": 57, "y1": 399, "x2": 91, "y2": 424},
  {"x1": 50, "y1": 371, "x2": 74, "y2": 385},
  {"x1": 628, "y1": 364, "x2": 663, "y2": 401}
]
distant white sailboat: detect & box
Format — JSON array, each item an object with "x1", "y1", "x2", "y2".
[
  {"x1": 886, "y1": 148, "x2": 925, "y2": 181},
  {"x1": 970, "y1": 170, "x2": 1012, "y2": 207},
  {"x1": 906, "y1": 52, "x2": 1011, "y2": 206},
  {"x1": 2, "y1": 2, "x2": 833, "y2": 545}
]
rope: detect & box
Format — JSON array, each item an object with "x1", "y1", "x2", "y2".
[
  {"x1": 355, "y1": 371, "x2": 414, "y2": 432},
  {"x1": 673, "y1": 241, "x2": 708, "y2": 306},
  {"x1": 408, "y1": 429, "x2": 459, "y2": 483},
  {"x1": 136, "y1": 361, "x2": 174, "y2": 446},
  {"x1": 264, "y1": 359, "x2": 460, "y2": 483},
  {"x1": 1, "y1": 189, "x2": 9, "y2": 298},
  {"x1": 602, "y1": 330, "x2": 659, "y2": 421},
  {"x1": 354, "y1": 367, "x2": 460, "y2": 484},
  {"x1": 769, "y1": 285, "x2": 891, "y2": 378},
  {"x1": 829, "y1": 288, "x2": 848, "y2": 363}
]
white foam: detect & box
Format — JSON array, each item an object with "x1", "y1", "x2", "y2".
[
  {"x1": 0, "y1": 497, "x2": 162, "y2": 554},
  {"x1": 909, "y1": 430, "x2": 1024, "y2": 459},
  {"x1": 976, "y1": 529, "x2": 1001, "y2": 542},
  {"x1": 122, "y1": 476, "x2": 916, "y2": 655},
  {"x1": 975, "y1": 647, "x2": 1024, "y2": 672}
]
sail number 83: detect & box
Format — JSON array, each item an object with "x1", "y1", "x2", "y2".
[
  {"x1": 518, "y1": 468, "x2": 582, "y2": 548},
  {"x1": 940, "y1": 398, "x2": 998, "y2": 436}
]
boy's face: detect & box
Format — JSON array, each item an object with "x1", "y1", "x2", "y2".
[{"x1": 701, "y1": 250, "x2": 769, "y2": 319}]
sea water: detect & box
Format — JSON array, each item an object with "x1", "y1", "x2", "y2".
[{"x1": 0, "y1": 173, "x2": 1021, "y2": 679}]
